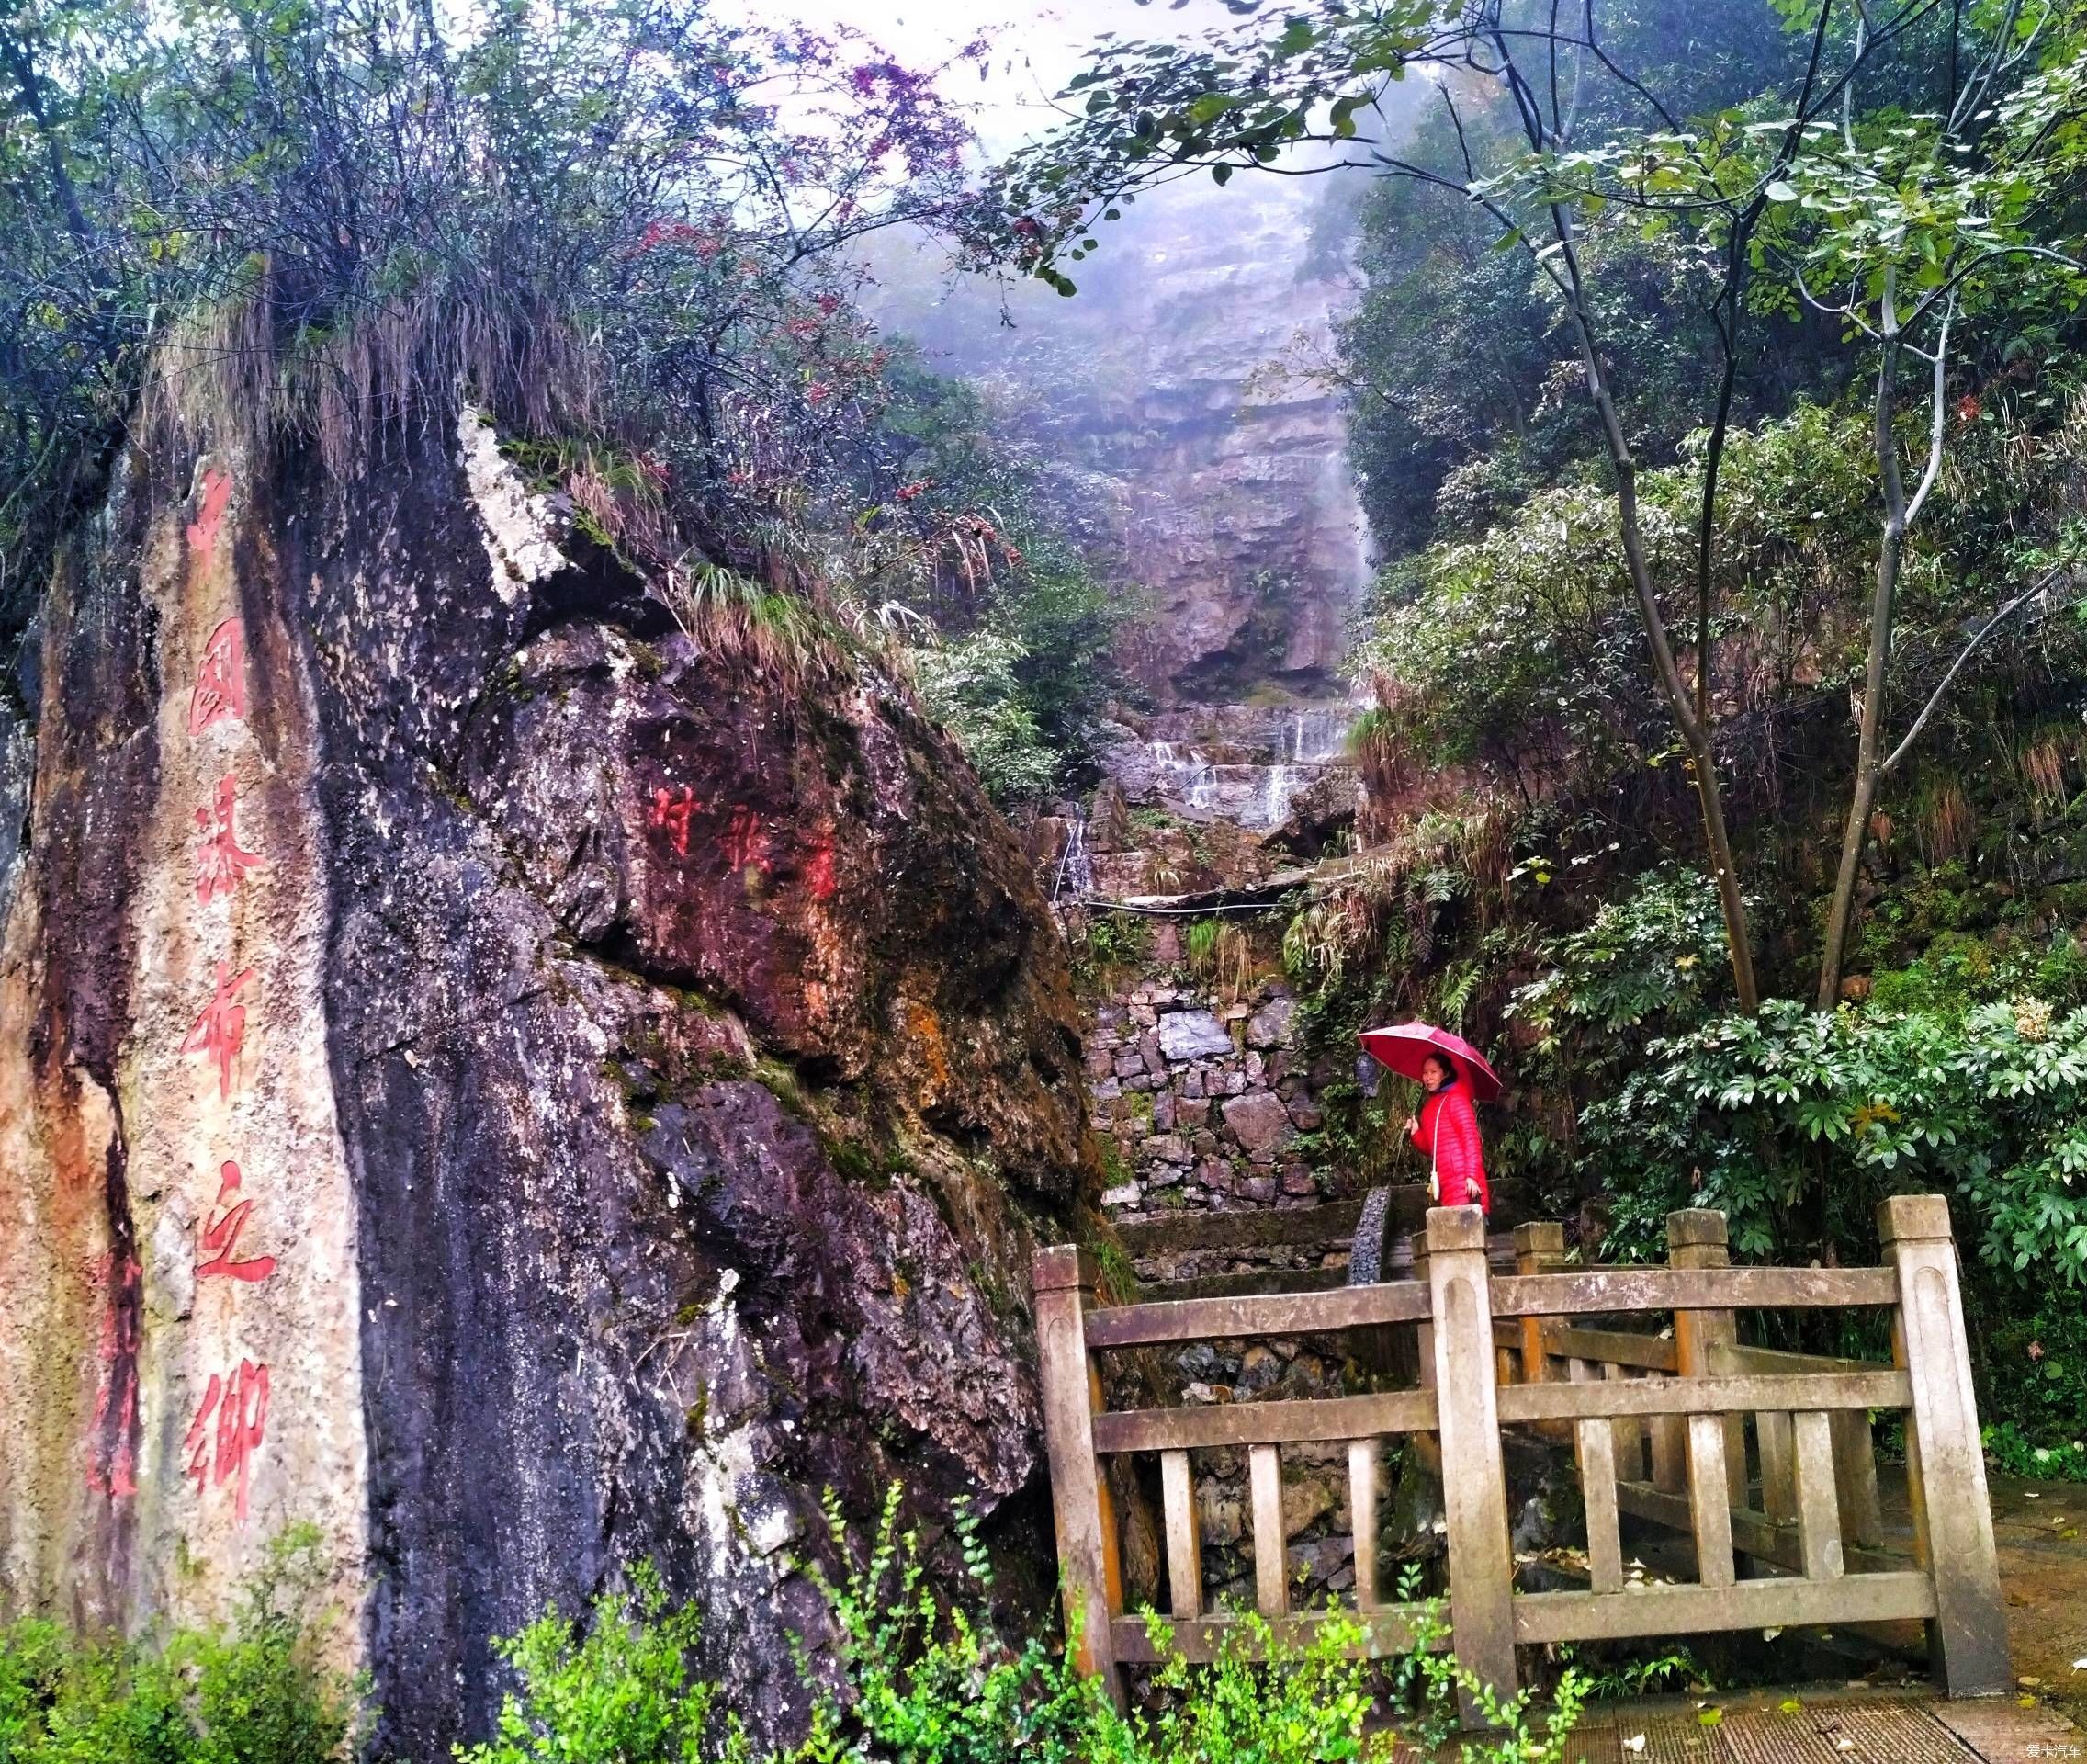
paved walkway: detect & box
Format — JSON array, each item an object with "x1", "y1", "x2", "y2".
[{"x1": 1560, "y1": 1471, "x2": 2087, "y2": 1762}]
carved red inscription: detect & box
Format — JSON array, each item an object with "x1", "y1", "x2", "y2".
[
  {"x1": 723, "y1": 806, "x2": 766, "y2": 874},
  {"x1": 649, "y1": 786, "x2": 696, "y2": 856},
  {"x1": 186, "y1": 468, "x2": 233, "y2": 563},
  {"x1": 194, "y1": 774, "x2": 263, "y2": 904},
  {"x1": 183, "y1": 1359, "x2": 270, "y2": 1521},
  {"x1": 188, "y1": 618, "x2": 247, "y2": 737},
  {"x1": 197, "y1": 1160, "x2": 276, "y2": 1283},
  {"x1": 181, "y1": 958, "x2": 256, "y2": 1101}
]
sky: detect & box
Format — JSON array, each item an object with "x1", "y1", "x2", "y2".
[{"x1": 734, "y1": 0, "x2": 1259, "y2": 154}]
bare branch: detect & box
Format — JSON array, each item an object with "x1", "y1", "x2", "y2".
[
  {"x1": 1901, "y1": 301, "x2": 1953, "y2": 529},
  {"x1": 1881, "y1": 565, "x2": 2071, "y2": 774}
]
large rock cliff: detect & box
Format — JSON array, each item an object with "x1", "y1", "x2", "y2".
[{"x1": 0, "y1": 409, "x2": 1096, "y2": 1754}]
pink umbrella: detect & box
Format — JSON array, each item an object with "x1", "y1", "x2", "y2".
[{"x1": 1359, "y1": 1021, "x2": 1504, "y2": 1102}]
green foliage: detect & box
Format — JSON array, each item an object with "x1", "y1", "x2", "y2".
[
  {"x1": 791, "y1": 1498, "x2": 1585, "y2": 1764},
  {"x1": 1553, "y1": 1643, "x2": 1702, "y2": 1704},
  {"x1": 1511, "y1": 868, "x2": 1735, "y2": 1067},
  {"x1": 1982, "y1": 1420, "x2": 2087, "y2": 1484},
  {"x1": 0, "y1": 1526, "x2": 364, "y2": 1764},
  {"x1": 456, "y1": 1563, "x2": 737, "y2": 1764},
  {"x1": 788, "y1": 1486, "x2": 1105, "y2": 1764},
  {"x1": 1584, "y1": 994, "x2": 2087, "y2": 1282},
  {"x1": 909, "y1": 633, "x2": 1059, "y2": 805},
  {"x1": 1073, "y1": 914, "x2": 1153, "y2": 988}
]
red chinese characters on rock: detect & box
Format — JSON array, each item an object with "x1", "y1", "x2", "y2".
[
  {"x1": 196, "y1": 1160, "x2": 276, "y2": 1284},
  {"x1": 804, "y1": 829, "x2": 838, "y2": 902},
  {"x1": 723, "y1": 806, "x2": 767, "y2": 875},
  {"x1": 183, "y1": 1359, "x2": 270, "y2": 1522},
  {"x1": 186, "y1": 468, "x2": 233, "y2": 564},
  {"x1": 188, "y1": 618, "x2": 247, "y2": 738},
  {"x1": 649, "y1": 785, "x2": 697, "y2": 856},
  {"x1": 181, "y1": 959, "x2": 256, "y2": 1102},
  {"x1": 194, "y1": 775, "x2": 263, "y2": 904}
]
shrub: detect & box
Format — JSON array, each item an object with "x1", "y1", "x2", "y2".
[
  {"x1": 1582, "y1": 994, "x2": 2087, "y2": 1286},
  {"x1": 455, "y1": 1562, "x2": 736, "y2": 1764},
  {"x1": 0, "y1": 1526, "x2": 363, "y2": 1764},
  {"x1": 908, "y1": 632, "x2": 1060, "y2": 805}
]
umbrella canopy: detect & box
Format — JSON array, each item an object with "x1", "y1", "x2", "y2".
[{"x1": 1359, "y1": 1022, "x2": 1504, "y2": 1102}]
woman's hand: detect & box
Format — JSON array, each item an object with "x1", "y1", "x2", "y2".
[{"x1": 1403, "y1": 1114, "x2": 1417, "y2": 1136}]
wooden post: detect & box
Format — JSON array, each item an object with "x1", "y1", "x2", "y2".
[
  {"x1": 1514, "y1": 1222, "x2": 1564, "y2": 1385},
  {"x1": 1877, "y1": 1196, "x2": 2009, "y2": 1698},
  {"x1": 1667, "y1": 1210, "x2": 1748, "y2": 1514},
  {"x1": 1033, "y1": 1246, "x2": 1124, "y2": 1704},
  {"x1": 1412, "y1": 1233, "x2": 1443, "y2": 1478},
  {"x1": 1349, "y1": 1439, "x2": 1382, "y2": 1611},
  {"x1": 1427, "y1": 1205, "x2": 1517, "y2": 1716}
]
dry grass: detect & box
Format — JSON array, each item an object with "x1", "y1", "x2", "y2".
[
  {"x1": 1917, "y1": 778, "x2": 1976, "y2": 865},
  {"x1": 140, "y1": 262, "x2": 599, "y2": 483},
  {"x1": 2021, "y1": 736, "x2": 2071, "y2": 823}
]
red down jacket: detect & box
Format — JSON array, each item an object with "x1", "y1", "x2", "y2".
[{"x1": 1412, "y1": 1079, "x2": 1490, "y2": 1214}]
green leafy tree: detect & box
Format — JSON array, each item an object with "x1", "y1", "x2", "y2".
[{"x1": 988, "y1": 0, "x2": 2087, "y2": 1018}]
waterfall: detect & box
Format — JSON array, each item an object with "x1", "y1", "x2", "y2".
[{"x1": 1053, "y1": 805, "x2": 1093, "y2": 902}]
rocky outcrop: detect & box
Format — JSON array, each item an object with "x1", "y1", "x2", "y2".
[{"x1": 0, "y1": 410, "x2": 1095, "y2": 1754}]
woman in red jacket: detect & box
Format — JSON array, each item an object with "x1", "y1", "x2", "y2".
[{"x1": 1406, "y1": 1053, "x2": 1490, "y2": 1214}]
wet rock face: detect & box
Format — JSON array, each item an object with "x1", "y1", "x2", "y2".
[
  {"x1": 872, "y1": 178, "x2": 1371, "y2": 707},
  {"x1": 0, "y1": 412, "x2": 1094, "y2": 1756}
]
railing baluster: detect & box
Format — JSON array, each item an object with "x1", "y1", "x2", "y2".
[
  {"x1": 1569, "y1": 1358, "x2": 1624, "y2": 1594},
  {"x1": 1649, "y1": 1391, "x2": 1686, "y2": 1493},
  {"x1": 1830, "y1": 1408, "x2": 1886, "y2": 1548},
  {"x1": 1791, "y1": 1410, "x2": 1843, "y2": 1581},
  {"x1": 1160, "y1": 1448, "x2": 1202, "y2": 1621},
  {"x1": 1878, "y1": 1195, "x2": 2010, "y2": 1696},
  {"x1": 1605, "y1": 1363, "x2": 1645, "y2": 1481},
  {"x1": 1758, "y1": 1408, "x2": 1797, "y2": 1527},
  {"x1": 1250, "y1": 1442, "x2": 1288, "y2": 1617},
  {"x1": 1348, "y1": 1439, "x2": 1381, "y2": 1611},
  {"x1": 1685, "y1": 1413, "x2": 1736, "y2": 1589}
]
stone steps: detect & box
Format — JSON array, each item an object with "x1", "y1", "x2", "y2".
[{"x1": 1121, "y1": 1184, "x2": 1536, "y2": 1301}]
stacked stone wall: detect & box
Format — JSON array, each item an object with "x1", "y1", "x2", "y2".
[{"x1": 1086, "y1": 971, "x2": 1341, "y2": 1218}]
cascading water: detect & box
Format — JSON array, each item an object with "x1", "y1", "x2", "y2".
[{"x1": 1053, "y1": 804, "x2": 1094, "y2": 903}]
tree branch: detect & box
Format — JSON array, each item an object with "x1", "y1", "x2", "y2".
[{"x1": 1881, "y1": 564, "x2": 2070, "y2": 775}]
